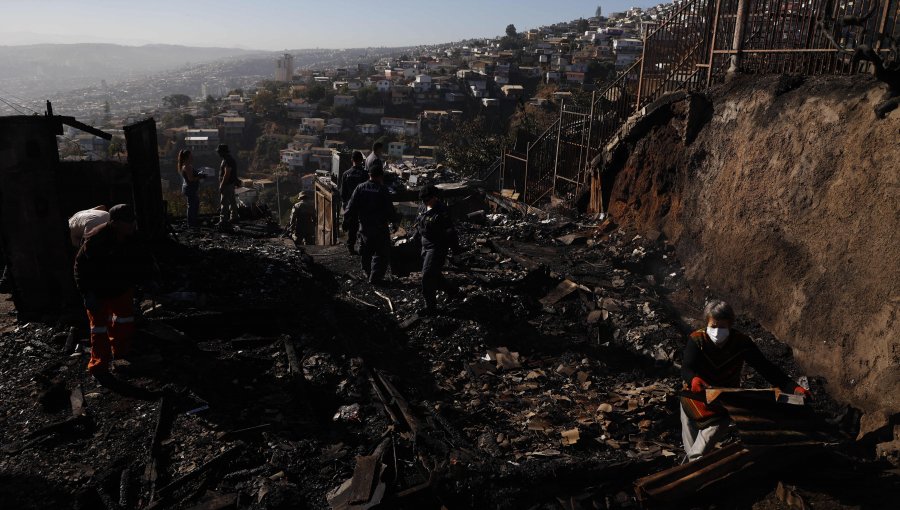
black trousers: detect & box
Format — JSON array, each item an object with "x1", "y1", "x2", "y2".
[
  {"x1": 360, "y1": 229, "x2": 391, "y2": 282},
  {"x1": 422, "y1": 247, "x2": 455, "y2": 310},
  {"x1": 347, "y1": 220, "x2": 360, "y2": 250}
]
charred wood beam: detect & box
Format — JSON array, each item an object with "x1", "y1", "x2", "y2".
[
  {"x1": 282, "y1": 335, "x2": 303, "y2": 378},
  {"x1": 119, "y1": 466, "x2": 131, "y2": 509},
  {"x1": 368, "y1": 369, "x2": 403, "y2": 427},
  {"x1": 144, "y1": 393, "x2": 174, "y2": 502},
  {"x1": 375, "y1": 370, "x2": 421, "y2": 439},
  {"x1": 147, "y1": 443, "x2": 244, "y2": 509},
  {"x1": 55, "y1": 116, "x2": 113, "y2": 140}
]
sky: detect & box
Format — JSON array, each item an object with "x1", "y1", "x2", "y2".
[{"x1": 0, "y1": 0, "x2": 658, "y2": 50}]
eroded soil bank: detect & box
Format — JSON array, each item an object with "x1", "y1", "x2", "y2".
[{"x1": 605, "y1": 74, "x2": 899, "y2": 416}]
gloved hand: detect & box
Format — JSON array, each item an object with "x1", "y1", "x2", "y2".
[
  {"x1": 690, "y1": 376, "x2": 709, "y2": 393},
  {"x1": 793, "y1": 385, "x2": 812, "y2": 399}
]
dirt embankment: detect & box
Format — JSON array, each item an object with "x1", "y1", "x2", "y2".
[{"x1": 605, "y1": 74, "x2": 899, "y2": 416}]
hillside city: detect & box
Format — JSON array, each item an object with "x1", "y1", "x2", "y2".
[
  {"x1": 52, "y1": 4, "x2": 669, "y2": 222},
  {"x1": 1, "y1": 0, "x2": 898, "y2": 508}
]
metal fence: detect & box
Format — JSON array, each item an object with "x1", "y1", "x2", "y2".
[{"x1": 502, "y1": 0, "x2": 899, "y2": 209}]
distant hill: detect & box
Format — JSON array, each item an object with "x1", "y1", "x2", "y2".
[{"x1": 0, "y1": 43, "x2": 264, "y2": 96}]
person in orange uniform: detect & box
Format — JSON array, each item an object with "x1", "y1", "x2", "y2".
[
  {"x1": 680, "y1": 300, "x2": 811, "y2": 462},
  {"x1": 74, "y1": 204, "x2": 154, "y2": 376}
]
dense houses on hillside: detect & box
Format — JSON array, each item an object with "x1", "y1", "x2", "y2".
[
  {"x1": 68, "y1": 5, "x2": 674, "y2": 189},
  {"x1": 255, "y1": 4, "x2": 672, "y2": 173}
]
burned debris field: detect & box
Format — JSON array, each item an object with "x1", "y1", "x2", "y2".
[{"x1": 1, "y1": 210, "x2": 899, "y2": 510}]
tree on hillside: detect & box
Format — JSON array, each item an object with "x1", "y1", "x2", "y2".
[
  {"x1": 506, "y1": 24, "x2": 517, "y2": 38},
  {"x1": 162, "y1": 94, "x2": 191, "y2": 109},
  {"x1": 595, "y1": 5, "x2": 602, "y2": 18},
  {"x1": 499, "y1": 37, "x2": 521, "y2": 51},
  {"x1": 437, "y1": 116, "x2": 508, "y2": 177},
  {"x1": 576, "y1": 18, "x2": 590, "y2": 33},
  {"x1": 357, "y1": 86, "x2": 383, "y2": 107},
  {"x1": 306, "y1": 83, "x2": 330, "y2": 103},
  {"x1": 254, "y1": 89, "x2": 278, "y2": 115}
]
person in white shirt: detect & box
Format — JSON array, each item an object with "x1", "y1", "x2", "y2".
[{"x1": 68, "y1": 205, "x2": 109, "y2": 248}]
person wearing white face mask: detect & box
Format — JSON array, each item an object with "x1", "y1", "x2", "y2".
[{"x1": 679, "y1": 300, "x2": 812, "y2": 463}]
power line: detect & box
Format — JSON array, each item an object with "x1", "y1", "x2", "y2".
[
  {"x1": 0, "y1": 96, "x2": 29, "y2": 115},
  {"x1": 0, "y1": 89, "x2": 40, "y2": 114}
]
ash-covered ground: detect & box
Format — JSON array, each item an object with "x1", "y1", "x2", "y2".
[{"x1": 0, "y1": 212, "x2": 897, "y2": 510}]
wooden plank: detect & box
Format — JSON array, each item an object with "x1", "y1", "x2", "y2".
[
  {"x1": 539, "y1": 279, "x2": 579, "y2": 305},
  {"x1": 347, "y1": 455, "x2": 379, "y2": 504}
]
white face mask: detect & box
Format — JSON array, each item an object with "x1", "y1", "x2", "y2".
[{"x1": 707, "y1": 326, "x2": 730, "y2": 345}]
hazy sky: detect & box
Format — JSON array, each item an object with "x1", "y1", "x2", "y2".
[{"x1": 1, "y1": 0, "x2": 656, "y2": 50}]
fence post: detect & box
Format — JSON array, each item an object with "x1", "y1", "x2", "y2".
[
  {"x1": 636, "y1": 35, "x2": 648, "y2": 107},
  {"x1": 524, "y1": 144, "x2": 530, "y2": 203},
  {"x1": 875, "y1": 0, "x2": 892, "y2": 51},
  {"x1": 727, "y1": 0, "x2": 751, "y2": 75},
  {"x1": 584, "y1": 91, "x2": 596, "y2": 192},
  {"x1": 552, "y1": 98, "x2": 564, "y2": 201},
  {"x1": 706, "y1": 0, "x2": 723, "y2": 87}
]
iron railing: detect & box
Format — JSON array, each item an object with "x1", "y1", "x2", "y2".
[{"x1": 504, "y1": 0, "x2": 899, "y2": 209}]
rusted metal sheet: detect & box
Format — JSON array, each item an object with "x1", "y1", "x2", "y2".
[
  {"x1": 0, "y1": 116, "x2": 80, "y2": 320},
  {"x1": 124, "y1": 118, "x2": 165, "y2": 241},
  {"x1": 715, "y1": 391, "x2": 838, "y2": 446},
  {"x1": 638, "y1": 388, "x2": 839, "y2": 502},
  {"x1": 635, "y1": 443, "x2": 763, "y2": 502}
]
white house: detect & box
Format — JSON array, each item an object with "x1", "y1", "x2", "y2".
[
  {"x1": 357, "y1": 124, "x2": 381, "y2": 135},
  {"x1": 280, "y1": 148, "x2": 310, "y2": 170},
  {"x1": 380, "y1": 117, "x2": 419, "y2": 137},
  {"x1": 184, "y1": 129, "x2": 220, "y2": 152},
  {"x1": 413, "y1": 74, "x2": 433, "y2": 92}
]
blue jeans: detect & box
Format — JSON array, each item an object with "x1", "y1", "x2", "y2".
[{"x1": 183, "y1": 182, "x2": 200, "y2": 226}]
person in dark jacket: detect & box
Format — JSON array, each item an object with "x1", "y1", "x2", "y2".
[
  {"x1": 74, "y1": 204, "x2": 152, "y2": 375},
  {"x1": 178, "y1": 149, "x2": 205, "y2": 227},
  {"x1": 217, "y1": 144, "x2": 240, "y2": 226},
  {"x1": 287, "y1": 191, "x2": 316, "y2": 244},
  {"x1": 344, "y1": 164, "x2": 397, "y2": 284},
  {"x1": 680, "y1": 300, "x2": 811, "y2": 463},
  {"x1": 412, "y1": 186, "x2": 461, "y2": 315},
  {"x1": 340, "y1": 151, "x2": 369, "y2": 254},
  {"x1": 365, "y1": 142, "x2": 384, "y2": 175}
]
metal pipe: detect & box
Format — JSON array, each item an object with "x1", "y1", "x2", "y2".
[{"x1": 728, "y1": 0, "x2": 752, "y2": 74}]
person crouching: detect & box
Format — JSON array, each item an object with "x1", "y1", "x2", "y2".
[{"x1": 680, "y1": 300, "x2": 811, "y2": 463}]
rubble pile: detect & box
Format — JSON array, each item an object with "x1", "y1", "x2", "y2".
[{"x1": 0, "y1": 213, "x2": 894, "y2": 509}]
